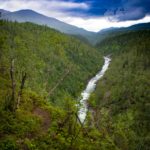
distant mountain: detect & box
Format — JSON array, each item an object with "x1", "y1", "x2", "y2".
[
  {"x1": 100, "y1": 23, "x2": 150, "y2": 33},
  {"x1": 0, "y1": 9, "x2": 150, "y2": 45},
  {"x1": 0, "y1": 9, "x2": 95, "y2": 43},
  {"x1": 99, "y1": 27, "x2": 118, "y2": 33},
  {"x1": 124, "y1": 22, "x2": 150, "y2": 31},
  {"x1": 0, "y1": 9, "x2": 10, "y2": 16},
  {"x1": 95, "y1": 22, "x2": 150, "y2": 44}
]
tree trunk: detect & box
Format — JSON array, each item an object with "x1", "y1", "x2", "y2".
[
  {"x1": 16, "y1": 72, "x2": 27, "y2": 109},
  {"x1": 10, "y1": 59, "x2": 16, "y2": 112}
]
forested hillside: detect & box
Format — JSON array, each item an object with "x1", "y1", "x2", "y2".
[
  {"x1": 0, "y1": 20, "x2": 150, "y2": 150},
  {"x1": 89, "y1": 31, "x2": 150, "y2": 149},
  {"x1": 95, "y1": 23, "x2": 150, "y2": 45},
  {"x1": 0, "y1": 21, "x2": 104, "y2": 149},
  {"x1": 0, "y1": 20, "x2": 103, "y2": 105}
]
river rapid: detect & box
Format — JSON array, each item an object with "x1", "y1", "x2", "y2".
[{"x1": 78, "y1": 57, "x2": 111, "y2": 123}]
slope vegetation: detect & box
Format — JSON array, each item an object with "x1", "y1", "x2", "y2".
[
  {"x1": 0, "y1": 21, "x2": 105, "y2": 149},
  {"x1": 0, "y1": 20, "x2": 103, "y2": 105},
  {"x1": 89, "y1": 30, "x2": 150, "y2": 150},
  {"x1": 0, "y1": 9, "x2": 95, "y2": 43},
  {"x1": 95, "y1": 22, "x2": 150, "y2": 44}
]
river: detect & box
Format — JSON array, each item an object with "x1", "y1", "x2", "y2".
[{"x1": 78, "y1": 57, "x2": 111, "y2": 123}]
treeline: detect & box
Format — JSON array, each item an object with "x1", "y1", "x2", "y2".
[{"x1": 89, "y1": 30, "x2": 150, "y2": 149}]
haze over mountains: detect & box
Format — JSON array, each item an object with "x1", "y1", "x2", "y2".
[
  {"x1": 0, "y1": 9, "x2": 95, "y2": 42},
  {"x1": 0, "y1": 9, "x2": 150, "y2": 44}
]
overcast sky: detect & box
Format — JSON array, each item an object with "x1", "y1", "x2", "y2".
[{"x1": 0, "y1": 0, "x2": 150, "y2": 32}]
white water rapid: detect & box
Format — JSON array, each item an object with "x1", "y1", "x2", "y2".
[{"x1": 78, "y1": 57, "x2": 111, "y2": 123}]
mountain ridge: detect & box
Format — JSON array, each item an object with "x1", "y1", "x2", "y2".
[
  {"x1": 0, "y1": 9, "x2": 150, "y2": 45},
  {"x1": 95, "y1": 22, "x2": 150, "y2": 44},
  {"x1": 0, "y1": 9, "x2": 95, "y2": 43}
]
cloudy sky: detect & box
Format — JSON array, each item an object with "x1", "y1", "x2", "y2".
[{"x1": 0, "y1": 0, "x2": 150, "y2": 32}]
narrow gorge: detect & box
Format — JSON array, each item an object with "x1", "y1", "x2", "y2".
[{"x1": 78, "y1": 57, "x2": 111, "y2": 123}]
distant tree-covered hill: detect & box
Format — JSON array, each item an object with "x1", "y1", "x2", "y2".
[
  {"x1": 0, "y1": 9, "x2": 95, "y2": 43},
  {"x1": 95, "y1": 22, "x2": 150, "y2": 44},
  {"x1": 1, "y1": 9, "x2": 149, "y2": 45}
]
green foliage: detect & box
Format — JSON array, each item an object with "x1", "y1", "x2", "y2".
[
  {"x1": 0, "y1": 21, "x2": 104, "y2": 149},
  {"x1": 0, "y1": 20, "x2": 103, "y2": 106},
  {"x1": 0, "y1": 136, "x2": 19, "y2": 150},
  {"x1": 0, "y1": 20, "x2": 149, "y2": 149},
  {"x1": 90, "y1": 30, "x2": 150, "y2": 149}
]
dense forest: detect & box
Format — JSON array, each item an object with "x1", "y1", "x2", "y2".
[
  {"x1": 0, "y1": 20, "x2": 103, "y2": 105},
  {"x1": 0, "y1": 20, "x2": 150, "y2": 150},
  {"x1": 89, "y1": 31, "x2": 150, "y2": 149},
  {"x1": 0, "y1": 20, "x2": 104, "y2": 149}
]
